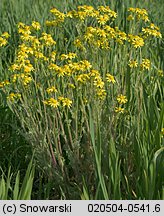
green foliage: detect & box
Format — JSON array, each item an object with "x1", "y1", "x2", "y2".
[{"x1": 0, "y1": 160, "x2": 35, "y2": 200}]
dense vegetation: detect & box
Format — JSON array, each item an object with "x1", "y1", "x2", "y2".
[{"x1": 0, "y1": 0, "x2": 164, "y2": 199}]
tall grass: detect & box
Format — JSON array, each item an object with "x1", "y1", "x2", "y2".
[{"x1": 0, "y1": 160, "x2": 35, "y2": 199}]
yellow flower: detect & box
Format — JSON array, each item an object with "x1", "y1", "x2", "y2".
[
  {"x1": 98, "y1": 6, "x2": 117, "y2": 19},
  {"x1": 80, "y1": 60, "x2": 92, "y2": 70},
  {"x1": 40, "y1": 33, "x2": 56, "y2": 46},
  {"x1": 128, "y1": 7, "x2": 149, "y2": 22},
  {"x1": 23, "y1": 64, "x2": 34, "y2": 73},
  {"x1": 150, "y1": 23, "x2": 159, "y2": 31},
  {"x1": 106, "y1": 73, "x2": 116, "y2": 84},
  {"x1": 22, "y1": 75, "x2": 32, "y2": 86},
  {"x1": 128, "y1": 34, "x2": 144, "y2": 48},
  {"x1": 58, "y1": 97, "x2": 72, "y2": 108},
  {"x1": 0, "y1": 37, "x2": 8, "y2": 47},
  {"x1": 142, "y1": 27, "x2": 162, "y2": 38},
  {"x1": 0, "y1": 80, "x2": 10, "y2": 88},
  {"x1": 34, "y1": 51, "x2": 45, "y2": 59},
  {"x1": 117, "y1": 94, "x2": 128, "y2": 104},
  {"x1": 1, "y1": 32, "x2": 10, "y2": 38},
  {"x1": 94, "y1": 76, "x2": 104, "y2": 88},
  {"x1": 140, "y1": 59, "x2": 151, "y2": 70},
  {"x1": 46, "y1": 86, "x2": 58, "y2": 94},
  {"x1": 31, "y1": 21, "x2": 41, "y2": 30},
  {"x1": 49, "y1": 8, "x2": 65, "y2": 24},
  {"x1": 128, "y1": 59, "x2": 138, "y2": 68},
  {"x1": 60, "y1": 52, "x2": 77, "y2": 60},
  {"x1": 96, "y1": 89, "x2": 106, "y2": 100},
  {"x1": 7, "y1": 93, "x2": 21, "y2": 101},
  {"x1": 89, "y1": 69, "x2": 99, "y2": 77},
  {"x1": 18, "y1": 24, "x2": 31, "y2": 35},
  {"x1": 43, "y1": 98, "x2": 59, "y2": 108},
  {"x1": 76, "y1": 74, "x2": 90, "y2": 83},
  {"x1": 97, "y1": 14, "x2": 109, "y2": 25},
  {"x1": 74, "y1": 38, "x2": 84, "y2": 49},
  {"x1": 77, "y1": 5, "x2": 95, "y2": 17},
  {"x1": 115, "y1": 107, "x2": 125, "y2": 113}
]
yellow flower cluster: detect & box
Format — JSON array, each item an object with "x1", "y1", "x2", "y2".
[
  {"x1": 0, "y1": 5, "x2": 162, "y2": 111},
  {"x1": 0, "y1": 32, "x2": 10, "y2": 47},
  {"x1": 0, "y1": 80, "x2": 10, "y2": 88},
  {"x1": 66, "y1": 5, "x2": 117, "y2": 24},
  {"x1": 48, "y1": 59, "x2": 92, "y2": 77},
  {"x1": 44, "y1": 6, "x2": 162, "y2": 52},
  {"x1": 40, "y1": 32, "x2": 56, "y2": 46},
  {"x1": 128, "y1": 58, "x2": 151, "y2": 71},
  {"x1": 46, "y1": 8, "x2": 65, "y2": 26},
  {"x1": 142, "y1": 24, "x2": 162, "y2": 38},
  {"x1": 128, "y1": 34, "x2": 144, "y2": 48},
  {"x1": 31, "y1": 21, "x2": 41, "y2": 31},
  {"x1": 60, "y1": 52, "x2": 77, "y2": 61},
  {"x1": 128, "y1": 7, "x2": 149, "y2": 22},
  {"x1": 76, "y1": 25, "x2": 127, "y2": 50},
  {"x1": 12, "y1": 73, "x2": 32, "y2": 85},
  {"x1": 115, "y1": 94, "x2": 128, "y2": 114},
  {"x1": 7, "y1": 93, "x2": 21, "y2": 101},
  {"x1": 43, "y1": 97, "x2": 72, "y2": 108}
]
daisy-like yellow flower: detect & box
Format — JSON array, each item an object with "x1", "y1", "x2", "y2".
[
  {"x1": 140, "y1": 59, "x2": 151, "y2": 70},
  {"x1": 94, "y1": 76, "x2": 104, "y2": 88},
  {"x1": 115, "y1": 107, "x2": 125, "y2": 113},
  {"x1": 97, "y1": 14, "x2": 109, "y2": 25},
  {"x1": 117, "y1": 94, "x2": 128, "y2": 104},
  {"x1": 80, "y1": 60, "x2": 92, "y2": 70},
  {"x1": 106, "y1": 73, "x2": 116, "y2": 84},
  {"x1": 128, "y1": 34, "x2": 144, "y2": 48},
  {"x1": 142, "y1": 27, "x2": 162, "y2": 38},
  {"x1": 43, "y1": 98, "x2": 59, "y2": 108},
  {"x1": 0, "y1": 37, "x2": 8, "y2": 47},
  {"x1": 58, "y1": 97, "x2": 72, "y2": 108},
  {"x1": 128, "y1": 59, "x2": 138, "y2": 68}
]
